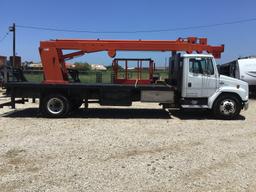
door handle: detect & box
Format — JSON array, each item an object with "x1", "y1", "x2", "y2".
[{"x1": 188, "y1": 82, "x2": 192, "y2": 87}]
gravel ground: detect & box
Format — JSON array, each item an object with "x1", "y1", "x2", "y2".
[{"x1": 0, "y1": 92, "x2": 256, "y2": 192}]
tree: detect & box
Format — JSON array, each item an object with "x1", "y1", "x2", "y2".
[{"x1": 74, "y1": 62, "x2": 91, "y2": 71}]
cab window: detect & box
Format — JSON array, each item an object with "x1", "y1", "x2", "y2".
[{"x1": 189, "y1": 58, "x2": 214, "y2": 75}]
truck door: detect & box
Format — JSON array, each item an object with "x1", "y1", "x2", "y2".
[
  {"x1": 185, "y1": 57, "x2": 217, "y2": 98},
  {"x1": 185, "y1": 58, "x2": 204, "y2": 97},
  {"x1": 201, "y1": 58, "x2": 218, "y2": 96}
]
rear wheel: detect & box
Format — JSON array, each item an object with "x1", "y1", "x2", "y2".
[
  {"x1": 41, "y1": 94, "x2": 70, "y2": 118},
  {"x1": 213, "y1": 95, "x2": 241, "y2": 119}
]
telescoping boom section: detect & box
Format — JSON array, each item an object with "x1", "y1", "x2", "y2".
[{"x1": 39, "y1": 37, "x2": 224, "y2": 84}]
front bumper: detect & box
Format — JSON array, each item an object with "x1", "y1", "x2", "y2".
[{"x1": 243, "y1": 101, "x2": 249, "y2": 111}]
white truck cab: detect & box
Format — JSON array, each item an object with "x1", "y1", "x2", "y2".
[{"x1": 169, "y1": 53, "x2": 249, "y2": 119}]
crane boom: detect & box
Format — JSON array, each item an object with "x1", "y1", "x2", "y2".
[{"x1": 39, "y1": 37, "x2": 224, "y2": 83}]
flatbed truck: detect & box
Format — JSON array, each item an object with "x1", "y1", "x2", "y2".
[{"x1": 0, "y1": 37, "x2": 249, "y2": 119}]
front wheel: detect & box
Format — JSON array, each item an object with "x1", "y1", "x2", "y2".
[
  {"x1": 213, "y1": 95, "x2": 241, "y2": 119},
  {"x1": 41, "y1": 94, "x2": 70, "y2": 118}
]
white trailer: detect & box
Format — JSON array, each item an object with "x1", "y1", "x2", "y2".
[{"x1": 219, "y1": 57, "x2": 256, "y2": 94}]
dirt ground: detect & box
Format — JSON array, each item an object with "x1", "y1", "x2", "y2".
[{"x1": 0, "y1": 93, "x2": 256, "y2": 192}]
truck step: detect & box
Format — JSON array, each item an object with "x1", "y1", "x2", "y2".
[{"x1": 181, "y1": 105, "x2": 209, "y2": 109}]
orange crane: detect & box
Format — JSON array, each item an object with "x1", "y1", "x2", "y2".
[{"x1": 39, "y1": 37, "x2": 224, "y2": 83}]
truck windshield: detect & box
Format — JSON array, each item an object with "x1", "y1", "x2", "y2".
[{"x1": 189, "y1": 58, "x2": 214, "y2": 75}]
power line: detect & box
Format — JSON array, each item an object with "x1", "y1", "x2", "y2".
[
  {"x1": 16, "y1": 17, "x2": 256, "y2": 34},
  {"x1": 0, "y1": 31, "x2": 9, "y2": 42}
]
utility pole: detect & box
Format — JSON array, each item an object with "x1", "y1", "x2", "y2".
[
  {"x1": 9, "y1": 23, "x2": 16, "y2": 67},
  {"x1": 9, "y1": 23, "x2": 16, "y2": 81}
]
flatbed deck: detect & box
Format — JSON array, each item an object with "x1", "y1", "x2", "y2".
[
  {"x1": 2, "y1": 82, "x2": 176, "y2": 110},
  {"x1": 4, "y1": 82, "x2": 174, "y2": 96},
  {"x1": 5, "y1": 81, "x2": 173, "y2": 90}
]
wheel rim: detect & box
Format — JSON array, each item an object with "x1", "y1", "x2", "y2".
[
  {"x1": 219, "y1": 99, "x2": 236, "y2": 116},
  {"x1": 47, "y1": 98, "x2": 64, "y2": 115}
]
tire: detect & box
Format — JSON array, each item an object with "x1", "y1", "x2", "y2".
[
  {"x1": 41, "y1": 94, "x2": 70, "y2": 118},
  {"x1": 213, "y1": 94, "x2": 241, "y2": 120}
]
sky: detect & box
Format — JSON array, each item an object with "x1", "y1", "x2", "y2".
[{"x1": 1, "y1": 0, "x2": 256, "y2": 66}]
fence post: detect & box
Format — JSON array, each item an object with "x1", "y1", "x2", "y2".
[{"x1": 96, "y1": 72, "x2": 102, "y2": 83}]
